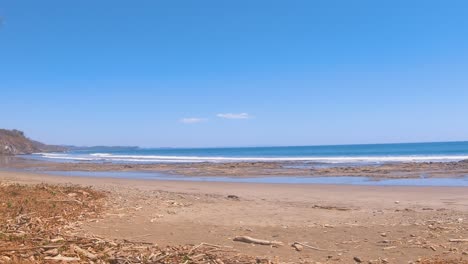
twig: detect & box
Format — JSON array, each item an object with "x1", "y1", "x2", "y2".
[
  {"x1": 449, "y1": 238, "x2": 468, "y2": 242},
  {"x1": 292, "y1": 241, "x2": 345, "y2": 252},
  {"x1": 122, "y1": 239, "x2": 153, "y2": 245},
  {"x1": 0, "y1": 244, "x2": 63, "y2": 253},
  {"x1": 71, "y1": 245, "x2": 97, "y2": 260},
  {"x1": 127, "y1": 233, "x2": 152, "y2": 240},
  {"x1": 44, "y1": 255, "x2": 81, "y2": 261},
  {"x1": 49, "y1": 199, "x2": 83, "y2": 205},
  {"x1": 233, "y1": 236, "x2": 283, "y2": 246},
  {"x1": 189, "y1": 242, "x2": 228, "y2": 254}
]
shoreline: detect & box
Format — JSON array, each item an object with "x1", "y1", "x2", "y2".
[
  {"x1": 2, "y1": 155, "x2": 468, "y2": 179},
  {"x1": 4, "y1": 169, "x2": 468, "y2": 187},
  {"x1": 1, "y1": 169, "x2": 468, "y2": 189}
]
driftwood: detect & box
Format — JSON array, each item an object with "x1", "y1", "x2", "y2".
[
  {"x1": 72, "y1": 245, "x2": 97, "y2": 260},
  {"x1": 0, "y1": 182, "x2": 279, "y2": 263},
  {"x1": 0, "y1": 244, "x2": 63, "y2": 253},
  {"x1": 291, "y1": 241, "x2": 345, "y2": 252},
  {"x1": 233, "y1": 236, "x2": 283, "y2": 246},
  {"x1": 189, "y1": 242, "x2": 233, "y2": 254},
  {"x1": 44, "y1": 255, "x2": 81, "y2": 261},
  {"x1": 449, "y1": 238, "x2": 468, "y2": 242}
]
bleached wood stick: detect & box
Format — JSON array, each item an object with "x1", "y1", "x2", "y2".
[
  {"x1": 292, "y1": 241, "x2": 345, "y2": 252},
  {"x1": 44, "y1": 255, "x2": 81, "y2": 261},
  {"x1": 189, "y1": 242, "x2": 231, "y2": 254},
  {"x1": 449, "y1": 238, "x2": 468, "y2": 242},
  {"x1": 72, "y1": 245, "x2": 97, "y2": 260},
  {"x1": 233, "y1": 236, "x2": 283, "y2": 246},
  {"x1": 0, "y1": 244, "x2": 62, "y2": 252}
]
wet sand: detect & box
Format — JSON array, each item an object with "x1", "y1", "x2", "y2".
[
  {"x1": 0, "y1": 170, "x2": 467, "y2": 263},
  {"x1": 3, "y1": 156, "x2": 468, "y2": 178}
]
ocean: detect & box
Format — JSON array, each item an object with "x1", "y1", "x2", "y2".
[{"x1": 28, "y1": 141, "x2": 468, "y2": 165}]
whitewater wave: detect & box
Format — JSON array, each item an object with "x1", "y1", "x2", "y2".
[{"x1": 33, "y1": 153, "x2": 468, "y2": 164}]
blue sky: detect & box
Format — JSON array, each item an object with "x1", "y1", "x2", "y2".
[{"x1": 1, "y1": 0, "x2": 468, "y2": 147}]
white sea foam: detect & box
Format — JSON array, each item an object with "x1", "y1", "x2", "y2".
[{"x1": 35, "y1": 153, "x2": 468, "y2": 164}]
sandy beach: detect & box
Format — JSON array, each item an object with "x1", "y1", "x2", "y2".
[{"x1": 1, "y1": 170, "x2": 467, "y2": 263}]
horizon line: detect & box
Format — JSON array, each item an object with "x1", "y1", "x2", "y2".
[{"x1": 64, "y1": 140, "x2": 468, "y2": 150}]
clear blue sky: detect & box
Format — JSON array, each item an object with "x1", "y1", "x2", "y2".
[{"x1": 1, "y1": 1, "x2": 468, "y2": 147}]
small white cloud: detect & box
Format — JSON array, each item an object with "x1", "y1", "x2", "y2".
[
  {"x1": 216, "y1": 113, "x2": 252, "y2": 119},
  {"x1": 180, "y1": 118, "x2": 205, "y2": 124}
]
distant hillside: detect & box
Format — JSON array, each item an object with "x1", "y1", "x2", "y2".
[
  {"x1": 66, "y1": 146, "x2": 140, "y2": 151},
  {"x1": 0, "y1": 129, "x2": 67, "y2": 155}
]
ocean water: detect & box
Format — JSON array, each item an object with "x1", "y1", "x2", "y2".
[{"x1": 27, "y1": 141, "x2": 468, "y2": 165}]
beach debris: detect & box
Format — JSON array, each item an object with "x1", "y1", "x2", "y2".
[
  {"x1": 233, "y1": 236, "x2": 284, "y2": 246},
  {"x1": 449, "y1": 238, "x2": 468, "y2": 242},
  {"x1": 44, "y1": 255, "x2": 81, "y2": 261},
  {"x1": 44, "y1": 248, "x2": 59, "y2": 256},
  {"x1": 71, "y1": 244, "x2": 98, "y2": 260},
  {"x1": 291, "y1": 242, "x2": 345, "y2": 252},
  {"x1": 313, "y1": 204, "x2": 350, "y2": 211},
  {"x1": 353, "y1": 256, "x2": 362, "y2": 262},
  {"x1": 227, "y1": 194, "x2": 240, "y2": 200},
  {"x1": 0, "y1": 182, "x2": 274, "y2": 264},
  {"x1": 188, "y1": 242, "x2": 233, "y2": 255},
  {"x1": 291, "y1": 243, "x2": 303, "y2": 251}
]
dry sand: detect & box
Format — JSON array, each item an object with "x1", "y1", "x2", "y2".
[{"x1": 0, "y1": 170, "x2": 467, "y2": 263}]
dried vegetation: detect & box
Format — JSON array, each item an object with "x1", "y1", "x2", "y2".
[{"x1": 0, "y1": 182, "x2": 274, "y2": 263}]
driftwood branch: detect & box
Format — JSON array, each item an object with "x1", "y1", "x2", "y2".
[
  {"x1": 292, "y1": 241, "x2": 345, "y2": 252},
  {"x1": 72, "y1": 245, "x2": 97, "y2": 260},
  {"x1": 233, "y1": 236, "x2": 283, "y2": 246},
  {"x1": 449, "y1": 238, "x2": 468, "y2": 242},
  {"x1": 189, "y1": 242, "x2": 232, "y2": 254},
  {"x1": 44, "y1": 255, "x2": 81, "y2": 261},
  {"x1": 0, "y1": 244, "x2": 63, "y2": 253}
]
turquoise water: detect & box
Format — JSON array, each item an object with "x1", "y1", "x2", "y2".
[{"x1": 28, "y1": 141, "x2": 468, "y2": 164}]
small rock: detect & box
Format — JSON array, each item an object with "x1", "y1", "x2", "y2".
[
  {"x1": 227, "y1": 195, "x2": 239, "y2": 200},
  {"x1": 353, "y1": 256, "x2": 362, "y2": 263},
  {"x1": 380, "y1": 232, "x2": 387, "y2": 237},
  {"x1": 394, "y1": 201, "x2": 400, "y2": 204},
  {"x1": 67, "y1": 193, "x2": 78, "y2": 197},
  {"x1": 292, "y1": 243, "x2": 303, "y2": 251}
]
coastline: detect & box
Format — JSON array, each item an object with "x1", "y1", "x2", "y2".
[
  {"x1": 3, "y1": 155, "x2": 468, "y2": 179},
  {"x1": 0, "y1": 170, "x2": 467, "y2": 263}
]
